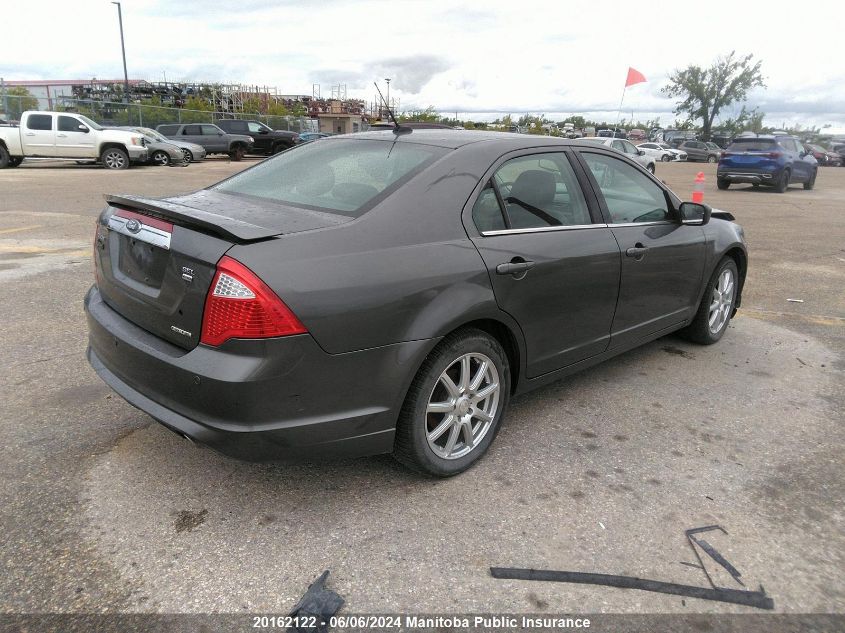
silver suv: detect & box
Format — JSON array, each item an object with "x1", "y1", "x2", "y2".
[{"x1": 575, "y1": 137, "x2": 657, "y2": 173}]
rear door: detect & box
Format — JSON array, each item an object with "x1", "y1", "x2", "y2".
[
  {"x1": 21, "y1": 113, "x2": 56, "y2": 156},
  {"x1": 55, "y1": 115, "x2": 95, "y2": 157},
  {"x1": 180, "y1": 124, "x2": 204, "y2": 148},
  {"x1": 467, "y1": 150, "x2": 621, "y2": 377},
  {"x1": 574, "y1": 150, "x2": 705, "y2": 349}
]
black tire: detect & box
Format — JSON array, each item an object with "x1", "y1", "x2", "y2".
[
  {"x1": 707, "y1": 155, "x2": 717, "y2": 163},
  {"x1": 0, "y1": 145, "x2": 9, "y2": 169},
  {"x1": 8, "y1": 157, "x2": 23, "y2": 167},
  {"x1": 183, "y1": 149, "x2": 194, "y2": 162},
  {"x1": 717, "y1": 178, "x2": 730, "y2": 190},
  {"x1": 752, "y1": 183, "x2": 760, "y2": 189},
  {"x1": 229, "y1": 145, "x2": 246, "y2": 161},
  {"x1": 679, "y1": 258, "x2": 739, "y2": 345},
  {"x1": 100, "y1": 146, "x2": 129, "y2": 170},
  {"x1": 661, "y1": 154, "x2": 672, "y2": 162},
  {"x1": 151, "y1": 150, "x2": 170, "y2": 166},
  {"x1": 272, "y1": 143, "x2": 289, "y2": 155},
  {"x1": 646, "y1": 163, "x2": 655, "y2": 174},
  {"x1": 803, "y1": 169, "x2": 817, "y2": 190},
  {"x1": 394, "y1": 328, "x2": 511, "y2": 477},
  {"x1": 775, "y1": 169, "x2": 789, "y2": 193}
]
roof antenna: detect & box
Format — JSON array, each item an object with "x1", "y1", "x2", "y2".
[{"x1": 373, "y1": 82, "x2": 411, "y2": 135}]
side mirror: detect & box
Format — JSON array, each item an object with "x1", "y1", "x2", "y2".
[
  {"x1": 258, "y1": 129, "x2": 269, "y2": 134},
  {"x1": 78, "y1": 124, "x2": 89, "y2": 133},
  {"x1": 679, "y1": 201, "x2": 711, "y2": 226},
  {"x1": 637, "y1": 149, "x2": 645, "y2": 156},
  {"x1": 218, "y1": 132, "x2": 224, "y2": 136}
]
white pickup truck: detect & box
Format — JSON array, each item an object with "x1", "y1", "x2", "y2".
[{"x1": 0, "y1": 111, "x2": 148, "y2": 169}]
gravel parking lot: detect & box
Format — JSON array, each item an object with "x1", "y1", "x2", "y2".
[{"x1": 1, "y1": 157, "x2": 842, "y2": 618}]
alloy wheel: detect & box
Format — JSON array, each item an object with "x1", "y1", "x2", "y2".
[
  {"x1": 426, "y1": 353, "x2": 500, "y2": 460},
  {"x1": 708, "y1": 268, "x2": 734, "y2": 334},
  {"x1": 103, "y1": 151, "x2": 126, "y2": 169}
]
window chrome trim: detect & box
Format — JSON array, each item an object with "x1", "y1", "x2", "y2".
[
  {"x1": 107, "y1": 215, "x2": 172, "y2": 250},
  {"x1": 480, "y1": 223, "x2": 608, "y2": 236},
  {"x1": 606, "y1": 220, "x2": 675, "y2": 228}
]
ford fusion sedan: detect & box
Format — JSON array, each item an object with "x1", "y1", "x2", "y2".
[{"x1": 86, "y1": 130, "x2": 747, "y2": 476}]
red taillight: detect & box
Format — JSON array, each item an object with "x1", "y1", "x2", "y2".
[
  {"x1": 200, "y1": 255, "x2": 307, "y2": 346},
  {"x1": 766, "y1": 151, "x2": 782, "y2": 159}
]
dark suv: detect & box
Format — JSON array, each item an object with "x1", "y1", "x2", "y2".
[
  {"x1": 717, "y1": 134, "x2": 818, "y2": 192},
  {"x1": 677, "y1": 140, "x2": 721, "y2": 163},
  {"x1": 156, "y1": 123, "x2": 254, "y2": 161},
  {"x1": 214, "y1": 119, "x2": 299, "y2": 155}
]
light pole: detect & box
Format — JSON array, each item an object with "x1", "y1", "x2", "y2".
[
  {"x1": 384, "y1": 78, "x2": 391, "y2": 116},
  {"x1": 112, "y1": 2, "x2": 130, "y2": 103}
]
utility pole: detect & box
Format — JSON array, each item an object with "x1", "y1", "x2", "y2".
[
  {"x1": 112, "y1": 2, "x2": 130, "y2": 103},
  {"x1": 384, "y1": 78, "x2": 391, "y2": 118}
]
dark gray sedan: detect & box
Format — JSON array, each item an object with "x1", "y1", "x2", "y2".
[{"x1": 85, "y1": 130, "x2": 747, "y2": 476}]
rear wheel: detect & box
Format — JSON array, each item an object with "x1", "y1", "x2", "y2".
[
  {"x1": 680, "y1": 258, "x2": 738, "y2": 345},
  {"x1": 707, "y1": 155, "x2": 717, "y2": 163},
  {"x1": 0, "y1": 145, "x2": 9, "y2": 168},
  {"x1": 229, "y1": 145, "x2": 246, "y2": 161},
  {"x1": 100, "y1": 147, "x2": 129, "y2": 170},
  {"x1": 803, "y1": 169, "x2": 817, "y2": 190},
  {"x1": 151, "y1": 150, "x2": 170, "y2": 166},
  {"x1": 717, "y1": 178, "x2": 730, "y2": 190},
  {"x1": 775, "y1": 169, "x2": 790, "y2": 193},
  {"x1": 394, "y1": 329, "x2": 510, "y2": 476}
]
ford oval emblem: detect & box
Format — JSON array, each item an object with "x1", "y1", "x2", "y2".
[{"x1": 125, "y1": 218, "x2": 142, "y2": 233}]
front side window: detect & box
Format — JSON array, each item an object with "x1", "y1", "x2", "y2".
[
  {"x1": 214, "y1": 139, "x2": 446, "y2": 217},
  {"x1": 491, "y1": 152, "x2": 591, "y2": 229},
  {"x1": 581, "y1": 152, "x2": 670, "y2": 224},
  {"x1": 247, "y1": 122, "x2": 267, "y2": 133},
  {"x1": 27, "y1": 114, "x2": 52, "y2": 131},
  {"x1": 58, "y1": 116, "x2": 83, "y2": 132},
  {"x1": 201, "y1": 125, "x2": 221, "y2": 136}
]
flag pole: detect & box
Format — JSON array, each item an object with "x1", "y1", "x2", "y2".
[{"x1": 614, "y1": 85, "x2": 627, "y2": 135}]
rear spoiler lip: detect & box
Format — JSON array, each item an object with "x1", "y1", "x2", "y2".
[{"x1": 103, "y1": 193, "x2": 281, "y2": 242}]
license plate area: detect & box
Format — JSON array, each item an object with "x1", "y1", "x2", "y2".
[{"x1": 108, "y1": 209, "x2": 174, "y2": 289}]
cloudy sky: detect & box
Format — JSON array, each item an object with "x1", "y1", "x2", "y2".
[{"x1": 3, "y1": 0, "x2": 845, "y2": 129}]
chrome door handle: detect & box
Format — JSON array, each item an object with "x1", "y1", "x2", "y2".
[
  {"x1": 25, "y1": 132, "x2": 35, "y2": 136},
  {"x1": 626, "y1": 245, "x2": 649, "y2": 260},
  {"x1": 57, "y1": 133, "x2": 67, "y2": 137},
  {"x1": 496, "y1": 259, "x2": 535, "y2": 276}
]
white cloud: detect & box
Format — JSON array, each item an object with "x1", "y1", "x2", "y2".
[{"x1": 2, "y1": 0, "x2": 844, "y2": 127}]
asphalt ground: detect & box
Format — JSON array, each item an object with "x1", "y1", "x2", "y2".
[{"x1": 0, "y1": 156, "x2": 842, "y2": 623}]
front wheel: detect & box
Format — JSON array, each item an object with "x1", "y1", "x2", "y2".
[
  {"x1": 646, "y1": 163, "x2": 655, "y2": 174},
  {"x1": 803, "y1": 169, "x2": 817, "y2": 190},
  {"x1": 662, "y1": 154, "x2": 672, "y2": 162},
  {"x1": 100, "y1": 147, "x2": 129, "y2": 170},
  {"x1": 394, "y1": 329, "x2": 510, "y2": 476},
  {"x1": 680, "y1": 258, "x2": 739, "y2": 345},
  {"x1": 717, "y1": 178, "x2": 730, "y2": 190},
  {"x1": 707, "y1": 155, "x2": 717, "y2": 163},
  {"x1": 151, "y1": 150, "x2": 170, "y2": 166},
  {"x1": 183, "y1": 149, "x2": 194, "y2": 162},
  {"x1": 229, "y1": 145, "x2": 246, "y2": 161}
]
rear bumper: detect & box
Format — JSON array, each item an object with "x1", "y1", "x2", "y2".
[
  {"x1": 85, "y1": 286, "x2": 434, "y2": 461},
  {"x1": 717, "y1": 170, "x2": 777, "y2": 184}
]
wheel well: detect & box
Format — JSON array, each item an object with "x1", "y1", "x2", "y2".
[
  {"x1": 724, "y1": 247, "x2": 747, "y2": 305},
  {"x1": 230, "y1": 142, "x2": 247, "y2": 150},
  {"x1": 451, "y1": 319, "x2": 521, "y2": 393},
  {"x1": 99, "y1": 143, "x2": 127, "y2": 156}
]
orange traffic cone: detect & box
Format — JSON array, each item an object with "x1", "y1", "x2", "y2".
[{"x1": 692, "y1": 172, "x2": 705, "y2": 203}]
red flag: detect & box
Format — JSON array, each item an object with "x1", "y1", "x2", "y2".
[{"x1": 625, "y1": 67, "x2": 647, "y2": 87}]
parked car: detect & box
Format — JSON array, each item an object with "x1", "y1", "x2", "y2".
[
  {"x1": 704, "y1": 142, "x2": 723, "y2": 160},
  {"x1": 627, "y1": 128, "x2": 646, "y2": 141},
  {"x1": 803, "y1": 143, "x2": 841, "y2": 167},
  {"x1": 130, "y1": 127, "x2": 206, "y2": 162},
  {"x1": 717, "y1": 134, "x2": 818, "y2": 192},
  {"x1": 0, "y1": 111, "x2": 147, "y2": 169},
  {"x1": 577, "y1": 137, "x2": 656, "y2": 173},
  {"x1": 298, "y1": 132, "x2": 332, "y2": 143},
  {"x1": 677, "y1": 140, "x2": 721, "y2": 163},
  {"x1": 637, "y1": 142, "x2": 688, "y2": 162},
  {"x1": 156, "y1": 123, "x2": 253, "y2": 160},
  {"x1": 215, "y1": 119, "x2": 299, "y2": 155},
  {"x1": 111, "y1": 126, "x2": 186, "y2": 166},
  {"x1": 86, "y1": 131, "x2": 746, "y2": 476}
]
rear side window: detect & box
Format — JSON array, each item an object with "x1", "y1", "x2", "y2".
[
  {"x1": 183, "y1": 125, "x2": 202, "y2": 135},
  {"x1": 490, "y1": 152, "x2": 591, "y2": 229},
  {"x1": 158, "y1": 125, "x2": 178, "y2": 135},
  {"x1": 213, "y1": 139, "x2": 446, "y2": 217},
  {"x1": 727, "y1": 139, "x2": 777, "y2": 152},
  {"x1": 27, "y1": 114, "x2": 52, "y2": 131}
]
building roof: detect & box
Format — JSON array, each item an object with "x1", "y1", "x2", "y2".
[{"x1": 3, "y1": 79, "x2": 144, "y2": 86}]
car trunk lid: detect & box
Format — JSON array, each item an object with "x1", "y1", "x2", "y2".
[{"x1": 94, "y1": 191, "x2": 350, "y2": 350}]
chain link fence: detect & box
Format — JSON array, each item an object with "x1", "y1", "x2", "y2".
[{"x1": 0, "y1": 94, "x2": 318, "y2": 133}]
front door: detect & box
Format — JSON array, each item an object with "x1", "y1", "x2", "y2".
[
  {"x1": 468, "y1": 150, "x2": 621, "y2": 377},
  {"x1": 54, "y1": 115, "x2": 95, "y2": 157},
  {"x1": 200, "y1": 124, "x2": 227, "y2": 152},
  {"x1": 575, "y1": 150, "x2": 706, "y2": 350}
]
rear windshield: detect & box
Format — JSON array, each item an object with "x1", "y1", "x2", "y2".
[
  {"x1": 727, "y1": 139, "x2": 777, "y2": 152},
  {"x1": 213, "y1": 139, "x2": 447, "y2": 217}
]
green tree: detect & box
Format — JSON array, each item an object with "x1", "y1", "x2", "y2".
[
  {"x1": 3, "y1": 86, "x2": 39, "y2": 118},
  {"x1": 662, "y1": 51, "x2": 765, "y2": 141}
]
